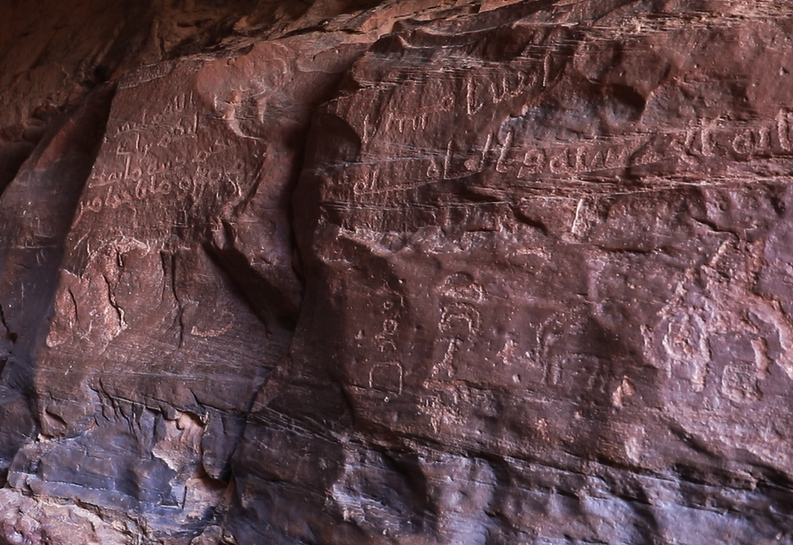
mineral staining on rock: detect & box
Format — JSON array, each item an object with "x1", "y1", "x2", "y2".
[{"x1": 2, "y1": 1, "x2": 793, "y2": 544}]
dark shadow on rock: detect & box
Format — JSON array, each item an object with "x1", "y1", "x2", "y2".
[{"x1": 0, "y1": 83, "x2": 116, "y2": 476}]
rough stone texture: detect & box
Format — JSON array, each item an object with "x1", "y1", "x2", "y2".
[{"x1": 3, "y1": 0, "x2": 793, "y2": 543}]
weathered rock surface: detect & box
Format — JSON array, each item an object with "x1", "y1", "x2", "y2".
[{"x1": 3, "y1": 0, "x2": 793, "y2": 543}]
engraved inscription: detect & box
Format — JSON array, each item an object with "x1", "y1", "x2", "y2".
[{"x1": 340, "y1": 109, "x2": 793, "y2": 202}]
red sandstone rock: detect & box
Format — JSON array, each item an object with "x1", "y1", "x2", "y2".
[{"x1": 3, "y1": 1, "x2": 793, "y2": 544}]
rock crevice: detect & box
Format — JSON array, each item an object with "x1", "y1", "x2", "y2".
[{"x1": 2, "y1": 1, "x2": 793, "y2": 544}]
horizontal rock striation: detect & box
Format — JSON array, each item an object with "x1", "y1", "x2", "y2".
[{"x1": 2, "y1": 0, "x2": 793, "y2": 543}]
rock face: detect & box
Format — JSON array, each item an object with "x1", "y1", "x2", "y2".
[{"x1": 3, "y1": 0, "x2": 793, "y2": 543}]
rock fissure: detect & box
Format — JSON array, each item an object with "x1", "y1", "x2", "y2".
[{"x1": 4, "y1": 1, "x2": 793, "y2": 544}]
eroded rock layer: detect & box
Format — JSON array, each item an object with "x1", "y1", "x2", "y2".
[{"x1": 2, "y1": 1, "x2": 793, "y2": 544}]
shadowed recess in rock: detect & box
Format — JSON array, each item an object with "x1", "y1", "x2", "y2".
[{"x1": 3, "y1": 1, "x2": 793, "y2": 544}]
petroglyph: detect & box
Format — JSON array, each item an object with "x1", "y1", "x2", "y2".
[
  {"x1": 440, "y1": 273, "x2": 484, "y2": 302},
  {"x1": 651, "y1": 240, "x2": 793, "y2": 397},
  {"x1": 369, "y1": 362, "x2": 403, "y2": 394}
]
